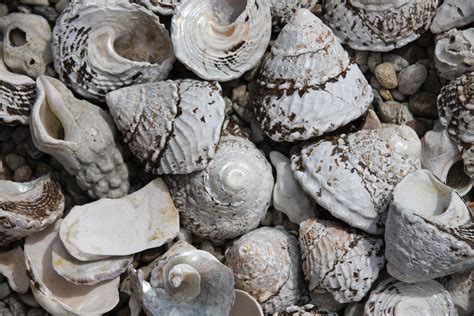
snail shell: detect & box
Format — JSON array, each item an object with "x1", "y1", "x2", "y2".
[
  {"x1": 135, "y1": 0, "x2": 183, "y2": 15},
  {"x1": 324, "y1": 0, "x2": 438, "y2": 52},
  {"x1": 291, "y1": 126, "x2": 421, "y2": 234},
  {"x1": 431, "y1": 0, "x2": 474, "y2": 34},
  {"x1": 435, "y1": 29, "x2": 474, "y2": 81},
  {"x1": 253, "y1": 9, "x2": 372, "y2": 142},
  {"x1": 442, "y1": 271, "x2": 474, "y2": 316}
]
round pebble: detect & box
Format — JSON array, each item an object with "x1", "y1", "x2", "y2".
[
  {"x1": 13, "y1": 165, "x2": 32, "y2": 182},
  {"x1": 398, "y1": 64, "x2": 428, "y2": 96},
  {"x1": 378, "y1": 101, "x2": 402, "y2": 123},
  {"x1": 362, "y1": 109, "x2": 382, "y2": 130},
  {"x1": 406, "y1": 119, "x2": 430, "y2": 138},
  {"x1": 32, "y1": 5, "x2": 59, "y2": 23},
  {"x1": 367, "y1": 52, "x2": 382, "y2": 73},
  {"x1": 379, "y1": 88, "x2": 393, "y2": 101},
  {"x1": 0, "y1": 4, "x2": 8, "y2": 17},
  {"x1": 408, "y1": 91, "x2": 438, "y2": 118},
  {"x1": 0, "y1": 140, "x2": 16, "y2": 155},
  {"x1": 27, "y1": 308, "x2": 48, "y2": 316},
  {"x1": 390, "y1": 88, "x2": 406, "y2": 102},
  {"x1": 382, "y1": 54, "x2": 409, "y2": 72},
  {"x1": 374, "y1": 63, "x2": 398, "y2": 89},
  {"x1": 370, "y1": 76, "x2": 381, "y2": 90},
  {"x1": 0, "y1": 283, "x2": 11, "y2": 300},
  {"x1": 54, "y1": 0, "x2": 69, "y2": 13},
  {"x1": 5, "y1": 153, "x2": 27, "y2": 172},
  {"x1": 354, "y1": 50, "x2": 369, "y2": 73}
]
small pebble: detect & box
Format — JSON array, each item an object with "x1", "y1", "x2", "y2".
[
  {"x1": 5, "y1": 153, "x2": 27, "y2": 172},
  {"x1": 0, "y1": 4, "x2": 8, "y2": 17},
  {"x1": 382, "y1": 54, "x2": 409, "y2": 72},
  {"x1": 139, "y1": 247, "x2": 163, "y2": 263},
  {"x1": 396, "y1": 44, "x2": 427, "y2": 64},
  {"x1": 13, "y1": 165, "x2": 32, "y2": 182},
  {"x1": 32, "y1": 5, "x2": 59, "y2": 23},
  {"x1": 378, "y1": 101, "x2": 402, "y2": 123},
  {"x1": 231, "y1": 84, "x2": 246, "y2": 102},
  {"x1": 370, "y1": 76, "x2": 381, "y2": 90},
  {"x1": 35, "y1": 162, "x2": 50, "y2": 176},
  {"x1": 353, "y1": 50, "x2": 369, "y2": 73},
  {"x1": 19, "y1": 292, "x2": 40, "y2": 308},
  {"x1": 406, "y1": 119, "x2": 430, "y2": 138},
  {"x1": 398, "y1": 64, "x2": 427, "y2": 96},
  {"x1": 14, "y1": 143, "x2": 27, "y2": 157},
  {"x1": 19, "y1": 0, "x2": 49, "y2": 5},
  {"x1": 54, "y1": 0, "x2": 69, "y2": 13},
  {"x1": 379, "y1": 88, "x2": 393, "y2": 101},
  {"x1": 250, "y1": 117, "x2": 265, "y2": 143},
  {"x1": 0, "y1": 126, "x2": 14, "y2": 142},
  {"x1": 4, "y1": 296, "x2": 27, "y2": 316},
  {"x1": 390, "y1": 89, "x2": 406, "y2": 102},
  {"x1": 0, "y1": 282, "x2": 11, "y2": 300},
  {"x1": 372, "y1": 89, "x2": 384, "y2": 108},
  {"x1": 27, "y1": 308, "x2": 47, "y2": 316},
  {"x1": 374, "y1": 63, "x2": 398, "y2": 89},
  {"x1": 408, "y1": 91, "x2": 438, "y2": 118},
  {"x1": 362, "y1": 109, "x2": 382, "y2": 130},
  {"x1": 367, "y1": 52, "x2": 382, "y2": 73},
  {"x1": 17, "y1": 5, "x2": 32, "y2": 14},
  {"x1": 25, "y1": 139, "x2": 45, "y2": 160}
]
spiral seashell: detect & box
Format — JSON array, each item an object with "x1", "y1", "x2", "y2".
[
  {"x1": 364, "y1": 277, "x2": 457, "y2": 316},
  {"x1": 253, "y1": 9, "x2": 372, "y2": 142},
  {"x1": 270, "y1": 0, "x2": 319, "y2": 26},
  {"x1": 299, "y1": 218, "x2": 385, "y2": 304},
  {"x1": 324, "y1": 0, "x2": 438, "y2": 52},
  {"x1": 0, "y1": 247, "x2": 29, "y2": 294},
  {"x1": 385, "y1": 169, "x2": 473, "y2": 283},
  {"x1": 30, "y1": 76, "x2": 129, "y2": 199},
  {"x1": 167, "y1": 132, "x2": 273, "y2": 242},
  {"x1": 106, "y1": 80, "x2": 225, "y2": 175},
  {"x1": 53, "y1": 0, "x2": 175, "y2": 101},
  {"x1": 171, "y1": 0, "x2": 271, "y2": 81},
  {"x1": 431, "y1": 0, "x2": 474, "y2": 34},
  {"x1": 225, "y1": 227, "x2": 304, "y2": 314},
  {"x1": 442, "y1": 271, "x2": 473, "y2": 316},
  {"x1": 135, "y1": 0, "x2": 184, "y2": 15},
  {"x1": 291, "y1": 126, "x2": 421, "y2": 234},
  {"x1": 435, "y1": 29, "x2": 474, "y2": 81}
]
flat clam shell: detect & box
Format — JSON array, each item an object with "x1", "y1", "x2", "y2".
[{"x1": 0, "y1": 247, "x2": 29, "y2": 294}]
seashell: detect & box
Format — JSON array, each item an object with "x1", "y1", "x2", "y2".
[
  {"x1": 324, "y1": 0, "x2": 438, "y2": 52},
  {"x1": 431, "y1": 0, "x2": 474, "y2": 34},
  {"x1": 434, "y1": 28, "x2": 474, "y2": 80},
  {"x1": 225, "y1": 226, "x2": 304, "y2": 314},
  {"x1": 171, "y1": 0, "x2": 271, "y2": 81},
  {"x1": 131, "y1": 242, "x2": 235, "y2": 316},
  {"x1": 269, "y1": 0, "x2": 319, "y2": 26},
  {"x1": 24, "y1": 220, "x2": 120, "y2": 315},
  {"x1": 385, "y1": 169, "x2": 474, "y2": 283},
  {"x1": 166, "y1": 133, "x2": 273, "y2": 242},
  {"x1": 230, "y1": 289, "x2": 264, "y2": 316},
  {"x1": 135, "y1": 0, "x2": 183, "y2": 15},
  {"x1": 364, "y1": 277, "x2": 457, "y2": 316},
  {"x1": 275, "y1": 304, "x2": 338, "y2": 316},
  {"x1": 253, "y1": 9, "x2": 372, "y2": 142},
  {"x1": 53, "y1": 0, "x2": 175, "y2": 101},
  {"x1": 0, "y1": 174, "x2": 64, "y2": 247},
  {"x1": 0, "y1": 247, "x2": 29, "y2": 294},
  {"x1": 106, "y1": 80, "x2": 225, "y2": 175},
  {"x1": 442, "y1": 271, "x2": 473, "y2": 316},
  {"x1": 291, "y1": 126, "x2": 421, "y2": 234},
  {"x1": 30, "y1": 76, "x2": 129, "y2": 199},
  {"x1": 299, "y1": 218, "x2": 385, "y2": 304},
  {"x1": 0, "y1": 13, "x2": 52, "y2": 78}
]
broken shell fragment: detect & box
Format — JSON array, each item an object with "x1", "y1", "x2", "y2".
[
  {"x1": 442, "y1": 271, "x2": 474, "y2": 316},
  {"x1": 292, "y1": 126, "x2": 421, "y2": 234},
  {"x1": 0, "y1": 247, "x2": 29, "y2": 294},
  {"x1": 434, "y1": 29, "x2": 474, "y2": 80},
  {"x1": 230, "y1": 289, "x2": 264, "y2": 316},
  {"x1": 431, "y1": 0, "x2": 474, "y2": 34},
  {"x1": 135, "y1": 0, "x2": 183, "y2": 15},
  {"x1": 385, "y1": 169, "x2": 474, "y2": 283}
]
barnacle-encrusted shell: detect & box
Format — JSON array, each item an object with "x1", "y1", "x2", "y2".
[
  {"x1": 270, "y1": 0, "x2": 319, "y2": 26},
  {"x1": 53, "y1": 0, "x2": 174, "y2": 101},
  {"x1": 225, "y1": 227, "x2": 304, "y2": 314},
  {"x1": 385, "y1": 169, "x2": 474, "y2": 283},
  {"x1": 291, "y1": 126, "x2": 421, "y2": 234},
  {"x1": 135, "y1": 0, "x2": 183, "y2": 15},
  {"x1": 167, "y1": 133, "x2": 273, "y2": 242},
  {"x1": 364, "y1": 277, "x2": 457, "y2": 316},
  {"x1": 431, "y1": 0, "x2": 474, "y2": 34},
  {"x1": 299, "y1": 218, "x2": 385, "y2": 304},
  {"x1": 106, "y1": 80, "x2": 225, "y2": 175},
  {"x1": 30, "y1": 76, "x2": 129, "y2": 199},
  {"x1": 171, "y1": 0, "x2": 271, "y2": 81},
  {"x1": 253, "y1": 9, "x2": 372, "y2": 142},
  {"x1": 435, "y1": 29, "x2": 474, "y2": 80},
  {"x1": 442, "y1": 271, "x2": 474, "y2": 316},
  {"x1": 324, "y1": 0, "x2": 438, "y2": 52},
  {"x1": 0, "y1": 174, "x2": 64, "y2": 247},
  {"x1": 0, "y1": 247, "x2": 29, "y2": 294}
]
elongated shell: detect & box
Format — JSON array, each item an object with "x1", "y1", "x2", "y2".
[
  {"x1": 299, "y1": 218, "x2": 385, "y2": 304},
  {"x1": 431, "y1": 0, "x2": 474, "y2": 34},
  {"x1": 106, "y1": 80, "x2": 225, "y2": 175},
  {"x1": 364, "y1": 277, "x2": 457, "y2": 316},
  {"x1": 53, "y1": 0, "x2": 174, "y2": 101},
  {"x1": 435, "y1": 29, "x2": 474, "y2": 80},
  {"x1": 0, "y1": 247, "x2": 29, "y2": 294},
  {"x1": 385, "y1": 169, "x2": 474, "y2": 283},
  {"x1": 291, "y1": 126, "x2": 421, "y2": 234},
  {"x1": 324, "y1": 0, "x2": 438, "y2": 52},
  {"x1": 442, "y1": 271, "x2": 473, "y2": 316},
  {"x1": 171, "y1": 0, "x2": 271, "y2": 81},
  {"x1": 253, "y1": 9, "x2": 372, "y2": 142},
  {"x1": 225, "y1": 227, "x2": 304, "y2": 314},
  {"x1": 0, "y1": 174, "x2": 64, "y2": 247},
  {"x1": 167, "y1": 133, "x2": 273, "y2": 242},
  {"x1": 270, "y1": 0, "x2": 319, "y2": 26},
  {"x1": 135, "y1": 0, "x2": 183, "y2": 15}
]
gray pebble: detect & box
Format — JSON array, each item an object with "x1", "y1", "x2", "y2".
[
  {"x1": 382, "y1": 54, "x2": 409, "y2": 72},
  {"x1": 390, "y1": 89, "x2": 406, "y2": 102},
  {"x1": 32, "y1": 5, "x2": 59, "y2": 23},
  {"x1": 378, "y1": 101, "x2": 402, "y2": 123},
  {"x1": 26, "y1": 308, "x2": 47, "y2": 316},
  {"x1": 367, "y1": 52, "x2": 382, "y2": 73},
  {"x1": 54, "y1": 0, "x2": 69, "y2": 13},
  {"x1": 398, "y1": 64, "x2": 427, "y2": 96},
  {"x1": 13, "y1": 165, "x2": 32, "y2": 182},
  {"x1": 372, "y1": 89, "x2": 384, "y2": 108},
  {"x1": 370, "y1": 76, "x2": 381, "y2": 90},
  {"x1": 408, "y1": 91, "x2": 438, "y2": 118},
  {"x1": 374, "y1": 63, "x2": 398, "y2": 89},
  {"x1": 0, "y1": 283, "x2": 11, "y2": 300},
  {"x1": 354, "y1": 50, "x2": 369, "y2": 73},
  {"x1": 5, "y1": 154, "x2": 27, "y2": 172},
  {"x1": 0, "y1": 4, "x2": 9, "y2": 17},
  {"x1": 0, "y1": 127, "x2": 15, "y2": 142},
  {"x1": 18, "y1": 293, "x2": 39, "y2": 308},
  {"x1": 17, "y1": 5, "x2": 32, "y2": 14},
  {"x1": 4, "y1": 296, "x2": 27, "y2": 316}
]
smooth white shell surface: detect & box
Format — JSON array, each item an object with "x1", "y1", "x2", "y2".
[
  {"x1": 0, "y1": 247, "x2": 29, "y2": 294},
  {"x1": 431, "y1": 0, "x2": 474, "y2": 34}
]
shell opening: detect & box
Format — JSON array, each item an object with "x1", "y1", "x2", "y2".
[
  {"x1": 165, "y1": 263, "x2": 201, "y2": 302},
  {"x1": 446, "y1": 160, "x2": 472, "y2": 193},
  {"x1": 39, "y1": 80, "x2": 66, "y2": 141},
  {"x1": 210, "y1": 0, "x2": 248, "y2": 25},
  {"x1": 8, "y1": 28, "x2": 27, "y2": 47}
]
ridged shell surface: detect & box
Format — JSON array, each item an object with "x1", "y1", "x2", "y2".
[
  {"x1": 442, "y1": 271, "x2": 474, "y2": 316},
  {"x1": 431, "y1": 0, "x2": 474, "y2": 34},
  {"x1": 135, "y1": 0, "x2": 183, "y2": 15},
  {"x1": 435, "y1": 29, "x2": 474, "y2": 80}
]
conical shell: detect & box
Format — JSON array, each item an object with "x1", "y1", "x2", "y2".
[
  {"x1": 135, "y1": 0, "x2": 183, "y2": 15},
  {"x1": 431, "y1": 0, "x2": 474, "y2": 34},
  {"x1": 0, "y1": 247, "x2": 29, "y2": 294},
  {"x1": 442, "y1": 271, "x2": 474, "y2": 316},
  {"x1": 291, "y1": 126, "x2": 421, "y2": 234},
  {"x1": 435, "y1": 29, "x2": 474, "y2": 80},
  {"x1": 253, "y1": 9, "x2": 372, "y2": 142}
]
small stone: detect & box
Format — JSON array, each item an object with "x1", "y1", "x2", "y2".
[
  {"x1": 379, "y1": 88, "x2": 393, "y2": 101},
  {"x1": 0, "y1": 4, "x2": 8, "y2": 17},
  {"x1": 231, "y1": 84, "x2": 246, "y2": 102},
  {"x1": 12, "y1": 127, "x2": 30, "y2": 144},
  {"x1": 398, "y1": 103, "x2": 414, "y2": 124},
  {"x1": 19, "y1": 0, "x2": 48, "y2": 5},
  {"x1": 378, "y1": 101, "x2": 402, "y2": 123},
  {"x1": 5, "y1": 154, "x2": 26, "y2": 172},
  {"x1": 374, "y1": 63, "x2": 398, "y2": 89},
  {"x1": 0, "y1": 127, "x2": 14, "y2": 142},
  {"x1": 27, "y1": 308, "x2": 47, "y2": 316},
  {"x1": 14, "y1": 143, "x2": 27, "y2": 157},
  {"x1": 422, "y1": 70, "x2": 443, "y2": 94},
  {"x1": 13, "y1": 165, "x2": 32, "y2": 182},
  {"x1": 19, "y1": 292, "x2": 40, "y2": 308},
  {"x1": 362, "y1": 109, "x2": 382, "y2": 130},
  {"x1": 354, "y1": 50, "x2": 369, "y2": 73},
  {"x1": 396, "y1": 44, "x2": 427, "y2": 64},
  {"x1": 370, "y1": 76, "x2": 381, "y2": 90},
  {"x1": 409, "y1": 91, "x2": 438, "y2": 118},
  {"x1": 17, "y1": 6, "x2": 32, "y2": 14},
  {"x1": 0, "y1": 140, "x2": 16, "y2": 154},
  {"x1": 390, "y1": 89, "x2": 406, "y2": 102},
  {"x1": 5, "y1": 296, "x2": 27, "y2": 316},
  {"x1": 224, "y1": 97, "x2": 233, "y2": 116},
  {"x1": 367, "y1": 52, "x2": 382, "y2": 73},
  {"x1": 0, "y1": 283, "x2": 11, "y2": 300},
  {"x1": 32, "y1": 5, "x2": 59, "y2": 23},
  {"x1": 139, "y1": 248, "x2": 164, "y2": 264},
  {"x1": 35, "y1": 162, "x2": 50, "y2": 176},
  {"x1": 54, "y1": 0, "x2": 69, "y2": 13},
  {"x1": 372, "y1": 89, "x2": 383, "y2": 108},
  {"x1": 382, "y1": 54, "x2": 409, "y2": 72},
  {"x1": 406, "y1": 119, "x2": 430, "y2": 138},
  {"x1": 398, "y1": 64, "x2": 427, "y2": 96},
  {"x1": 250, "y1": 117, "x2": 265, "y2": 143}
]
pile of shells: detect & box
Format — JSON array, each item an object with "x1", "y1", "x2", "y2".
[{"x1": 0, "y1": 0, "x2": 473, "y2": 315}]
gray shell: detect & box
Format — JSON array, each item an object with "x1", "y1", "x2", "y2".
[
  {"x1": 135, "y1": 0, "x2": 184, "y2": 15},
  {"x1": 431, "y1": 0, "x2": 474, "y2": 34},
  {"x1": 435, "y1": 29, "x2": 474, "y2": 80},
  {"x1": 442, "y1": 271, "x2": 474, "y2": 316}
]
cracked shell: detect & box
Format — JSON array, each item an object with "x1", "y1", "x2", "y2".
[
  {"x1": 431, "y1": 0, "x2": 474, "y2": 34},
  {"x1": 435, "y1": 28, "x2": 474, "y2": 81}
]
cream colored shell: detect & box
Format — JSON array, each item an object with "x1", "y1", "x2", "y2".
[{"x1": 431, "y1": 0, "x2": 474, "y2": 34}]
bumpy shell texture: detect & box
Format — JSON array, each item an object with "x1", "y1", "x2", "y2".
[
  {"x1": 225, "y1": 227, "x2": 304, "y2": 314},
  {"x1": 291, "y1": 126, "x2": 421, "y2": 234},
  {"x1": 253, "y1": 9, "x2": 372, "y2": 142},
  {"x1": 135, "y1": 0, "x2": 183, "y2": 15},
  {"x1": 299, "y1": 218, "x2": 385, "y2": 304},
  {"x1": 270, "y1": 0, "x2": 319, "y2": 26},
  {"x1": 324, "y1": 0, "x2": 438, "y2": 52},
  {"x1": 171, "y1": 0, "x2": 271, "y2": 81},
  {"x1": 431, "y1": 0, "x2": 474, "y2": 34},
  {"x1": 106, "y1": 80, "x2": 225, "y2": 175},
  {"x1": 442, "y1": 271, "x2": 474, "y2": 316},
  {"x1": 53, "y1": 0, "x2": 174, "y2": 101},
  {"x1": 435, "y1": 29, "x2": 474, "y2": 80}
]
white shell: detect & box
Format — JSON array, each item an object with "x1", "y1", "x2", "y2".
[
  {"x1": 225, "y1": 227, "x2": 304, "y2": 314},
  {"x1": 270, "y1": 0, "x2": 319, "y2": 26},
  {"x1": 135, "y1": 0, "x2": 183, "y2": 15},
  {"x1": 60, "y1": 178, "x2": 179, "y2": 261},
  {"x1": 434, "y1": 29, "x2": 474, "y2": 80},
  {"x1": 385, "y1": 169, "x2": 473, "y2": 283},
  {"x1": 30, "y1": 76, "x2": 129, "y2": 199},
  {"x1": 292, "y1": 126, "x2": 421, "y2": 234},
  {"x1": 171, "y1": 0, "x2": 271, "y2": 81},
  {"x1": 254, "y1": 9, "x2": 372, "y2": 142},
  {"x1": 167, "y1": 133, "x2": 273, "y2": 242},
  {"x1": 442, "y1": 271, "x2": 474, "y2": 316},
  {"x1": 230, "y1": 289, "x2": 264, "y2": 316},
  {"x1": 275, "y1": 304, "x2": 338, "y2": 316},
  {"x1": 431, "y1": 0, "x2": 474, "y2": 34},
  {"x1": 0, "y1": 174, "x2": 64, "y2": 247},
  {"x1": 324, "y1": 0, "x2": 438, "y2": 52},
  {"x1": 0, "y1": 247, "x2": 29, "y2": 294},
  {"x1": 364, "y1": 277, "x2": 457, "y2": 316},
  {"x1": 53, "y1": 0, "x2": 175, "y2": 101},
  {"x1": 106, "y1": 80, "x2": 225, "y2": 175},
  {"x1": 299, "y1": 218, "x2": 385, "y2": 304}
]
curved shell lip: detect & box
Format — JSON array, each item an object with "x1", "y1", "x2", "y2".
[{"x1": 229, "y1": 289, "x2": 264, "y2": 316}]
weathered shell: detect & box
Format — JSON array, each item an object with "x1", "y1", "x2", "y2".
[
  {"x1": 171, "y1": 0, "x2": 271, "y2": 81},
  {"x1": 253, "y1": 9, "x2": 372, "y2": 142},
  {"x1": 0, "y1": 174, "x2": 64, "y2": 247},
  {"x1": 135, "y1": 0, "x2": 183, "y2": 15},
  {"x1": 431, "y1": 0, "x2": 474, "y2": 34},
  {"x1": 0, "y1": 247, "x2": 29, "y2": 294},
  {"x1": 435, "y1": 29, "x2": 474, "y2": 80},
  {"x1": 230, "y1": 289, "x2": 264, "y2": 316},
  {"x1": 60, "y1": 178, "x2": 179, "y2": 261},
  {"x1": 270, "y1": 0, "x2": 319, "y2": 26},
  {"x1": 385, "y1": 169, "x2": 473, "y2": 283},
  {"x1": 299, "y1": 218, "x2": 385, "y2": 304},
  {"x1": 166, "y1": 133, "x2": 273, "y2": 242},
  {"x1": 225, "y1": 227, "x2": 304, "y2": 314},
  {"x1": 30, "y1": 76, "x2": 129, "y2": 199},
  {"x1": 364, "y1": 277, "x2": 457, "y2": 316},
  {"x1": 106, "y1": 80, "x2": 225, "y2": 175},
  {"x1": 291, "y1": 126, "x2": 421, "y2": 234},
  {"x1": 275, "y1": 304, "x2": 338, "y2": 316},
  {"x1": 53, "y1": 0, "x2": 174, "y2": 101},
  {"x1": 324, "y1": 0, "x2": 438, "y2": 52},
  {"x1": 442, "y1": 271, "x2": 474, "y2": 316}
]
